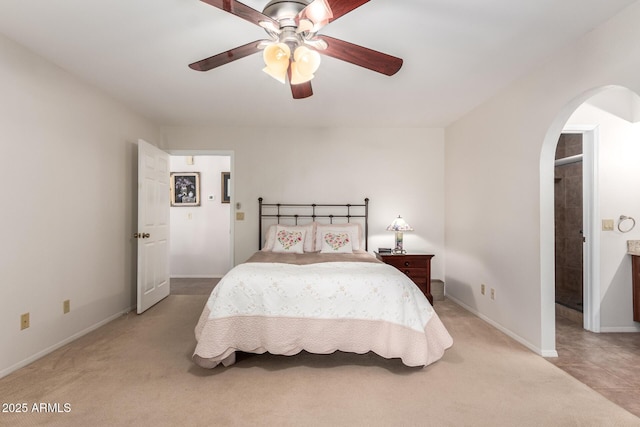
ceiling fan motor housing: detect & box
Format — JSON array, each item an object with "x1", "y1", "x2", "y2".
[{"x1": 262, "y1": 0, "x2": 309, "y2": 29}]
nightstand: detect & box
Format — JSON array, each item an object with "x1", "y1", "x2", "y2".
[{"x1": 375, "y1": 252, "x2": 435, "y2": 305}]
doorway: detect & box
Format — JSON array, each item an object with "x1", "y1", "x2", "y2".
[
  {"x1": 168, "y1": 154, "x2": 232, "y2": 281},
  {"x1": 541, "y1": 86, "x2": 640, "y2": 354},
  {"x1": 553, "y1": 126, "x2": 598, "y2": 333},
  {"x1": 554, "y1": 133, "x2": 584, "y2": 321},
  {"x1": 137, "y1": 147, "x2": 234, "y2": 309}
]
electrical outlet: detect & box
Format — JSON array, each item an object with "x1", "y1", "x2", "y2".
[
  {"x1": 491, "y1": 288, "x2": 496, "y2": 300},
  {"x1": 63, "y1": 299, "x2": 70, "y2": 314},
  {"x1": 602, "y1": 219, "x2": 614, "y2": 231},
  {"x1": 20, "y1": 313, "x2": 30, "y2": 330},
  {"x1": 481, "y1": 284, "x2": 486, "y2": 295},
  {"x1": 236, "y1": 212, "x2": 245, "y2": 221}
]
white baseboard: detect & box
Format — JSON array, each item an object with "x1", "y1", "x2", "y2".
[
  {"x1": 446, "y1": 295, "x2": 558, "y2": 358},
  {"x1": 0, "y1": 308, "x2": 131, "y2": 380},
  {"x1": 600, "y1": 325, "x2": 640, "y2": 333}
]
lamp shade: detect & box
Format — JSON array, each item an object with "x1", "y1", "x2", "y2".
[
  {"x1": 262, "y1": 43, "x2": 291, "y2": 84},
  {"x1": 386, "y1": 215, "x2": 413, "y2": 231},
  {"x1": 290, "y1": 46, "x2": 321, "y2": 84},
  {"x1": 296, "y1": 0, "x2": 333, "y2": 33}
]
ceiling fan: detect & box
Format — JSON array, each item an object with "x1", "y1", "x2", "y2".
[{"x1": 189, "y1": 0, "x2": 403, "y2": 99}]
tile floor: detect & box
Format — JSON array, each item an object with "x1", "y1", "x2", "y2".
[
  {"x1": 548, "y1": 308, "x2": 640, "y2": 417},
  {"x1": 555, "y1": 287, "x2": 583, "y2": 313}
]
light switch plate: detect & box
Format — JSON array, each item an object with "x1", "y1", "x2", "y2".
[{"x1": 602, "y1": 219, "x2": 614, "y2": 231}]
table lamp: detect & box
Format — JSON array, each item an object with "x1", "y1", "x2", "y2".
[{"x1": 386, "y1": 215, "x2": 413, "y2": 254}]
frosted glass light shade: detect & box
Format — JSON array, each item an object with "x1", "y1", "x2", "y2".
[
  {"x1": 263, "y1": 43, "x2": 291, "y2": 84},
  {"x1": 297, "y1": 0, "x2": 333, "y2": 32},
  {"x1": 290, "y1": 46, "x2": 320, "y2": 84}
]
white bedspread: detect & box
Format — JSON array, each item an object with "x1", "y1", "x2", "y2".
[
  {"x1": 204, "y1": 262, "x2": 434, "y2": 331},
  {"x1": 193, "y1": 260, "x2": 453, "y2": 368}
]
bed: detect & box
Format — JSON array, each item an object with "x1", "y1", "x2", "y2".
[{"x1": 192, "y1": 199, "x2": 453, "y2": 368}]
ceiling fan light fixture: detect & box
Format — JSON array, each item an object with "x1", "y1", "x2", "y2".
[
  {"x1": 190, "y1": 0, "x2": 403, "y2": 98},
  {"x1": 262, "y1": 42, "x2": 291, "y2": 83},
  {"x1": 296, "y1": 18, "x2": 314, "y2": 33},
  {"x1": 304, "y1": 38, "x2": 328, "y2": 50},
  {"x1": 263, "y1": 65, "x2": 288, "y2": 84},
  {"x1": 290, "y1": 62, "x2": 314, "y2": 84},
  {"x1": 293, "y1": 45, "x2": 321, "y2": 75},
  {"x1": 290, "y1": 45, "x2": 320, "y2": 84},
  {"x1": 297, "y1": 0, "x2": 333, "y2": 32},
  {"x1": 258, "y1": 20, "x2": 281, "y2": 34}
]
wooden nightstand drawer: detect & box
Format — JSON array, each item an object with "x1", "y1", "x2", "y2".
[
  {"x1": 381, "y1": 256, "x2": 430, "y2": 269},
  {"x1": 399, "y1": 268, "x2": 427, "y2": 279},
  {"x1": 375, "y1": 252, "x2": 435, "y2": 305},
  {"x1": 411, "y1": 278, "x2": 428, "y2": 295}
]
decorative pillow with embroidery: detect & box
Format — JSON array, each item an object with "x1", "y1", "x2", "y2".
[
  {"x1": 262, "y1": 223, "x2": 315, "y2": 252},
  {"x1": 320, "y1": 232, "x2": 353, "y2": 254},
  {"x1": 272, "y1": 227, "x2": 306, "y2": 253},
  {"x1": 315, "y1": 223, "x2": 361, "y2": 251}
]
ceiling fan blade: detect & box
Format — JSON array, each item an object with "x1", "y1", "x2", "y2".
[
  {"x1": 316, "y1": 35, "x2": 402, "y2": 76},
  {"x1": 199, "y1": 0, "x2": 278, "y2": 28},
  {"x1": 297, "y1": 0, "x2": 370, "y2": 31},
  {"x1": 290, "y1": 81, "x2": 313, "y2": 99},
  {"x1": 325, "y1": 0, "x2": 370, "y2": 22},
  {"x1": 288, "y1": 68, "x2": 313, "y2": 99},
  {"x1": 291, "y1": 82, "x2": 313, "y2": 99},
  {"x1": 189, "y1": 40, "x2": 263, "y2": 72}
]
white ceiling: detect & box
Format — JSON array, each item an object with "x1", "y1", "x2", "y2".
[{"x1": 0, "y1": 0, "x2": 636, "y2": 128}]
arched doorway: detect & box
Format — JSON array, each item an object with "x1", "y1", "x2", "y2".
[{"x1": 540, "y1": 85, "x2": 640, "y2": 352}]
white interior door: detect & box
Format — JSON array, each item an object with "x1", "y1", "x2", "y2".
[{"x1": 137, "y1": 139, "x2": 170, "y2": 314}]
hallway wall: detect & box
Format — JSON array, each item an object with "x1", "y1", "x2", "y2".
[
  {"x1": 445, "y1": 1, "x2": 640, "y2": 354},
  {"x1": 170, "y1": 155, "x2": 231, "y2": 278}
]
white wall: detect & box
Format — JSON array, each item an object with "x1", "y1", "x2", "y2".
[
  {"x1": 0, "y1": 34, "x2": 159, "y2": 377},
  {"x1": 160, "y1": 127, "x2": 446, "y2": 279},
  {"x1": 445, "y1": 1, "x2": 640, "y2": 354},
  {"x1": 567, "y1": 92, "x2": 640, "y2": 331},
  {"x1": 170, "y1": 155, "x2": 231, "y2": 277}
]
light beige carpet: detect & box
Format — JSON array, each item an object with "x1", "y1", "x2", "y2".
[{"x1": 1, "y1": 296, "x2": 638, "y2": 427}]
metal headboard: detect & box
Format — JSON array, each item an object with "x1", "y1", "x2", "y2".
[{"x1": 258, "y1": 197, "x2": 369, "y2": 251}]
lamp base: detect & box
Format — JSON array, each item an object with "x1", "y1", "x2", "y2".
[{"x1": 394, "y1": 231, "x2": 405, "y2": 254}]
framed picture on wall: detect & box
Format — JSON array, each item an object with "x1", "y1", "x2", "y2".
[
  {"x1": 170, "y1": 172, "x2": 200, "y2": 206},
  {"x1": 221, "y1": 172, "x2": 230, "y2": 203}
]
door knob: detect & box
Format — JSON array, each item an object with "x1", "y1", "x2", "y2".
[{"x1": 133, "y1": 232, "x2": 151, "y2": 239}]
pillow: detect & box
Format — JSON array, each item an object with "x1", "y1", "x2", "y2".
[
  {"x1": 262, "y1": 223, "x2": 315, "y2": 252},
  {"x1": 320, "y1": 231, "x2": 353, "y2": 253},
  {"x1": 315, "y1": 223, "x2": 362, "y2": 251},
  {"x1": 272, "y1": 226, "x2": 306, "y2": 254}
]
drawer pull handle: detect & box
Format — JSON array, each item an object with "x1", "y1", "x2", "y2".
[
  {"x1": 404, "y1": 261, "x2": 410, "y2": 267},
  {"x1": 404, "y1": 270, "x2": 410, "y2": 275}
]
